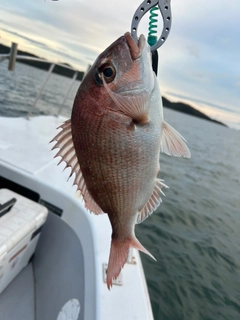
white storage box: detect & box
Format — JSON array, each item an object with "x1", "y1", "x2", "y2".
[{"x1": 0, "y1": 188, "x2": 48, "y2": 294}]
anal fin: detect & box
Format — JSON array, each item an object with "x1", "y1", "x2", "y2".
[{"x1": 137, "y1": 179, "x2": 168, "y2": 224}]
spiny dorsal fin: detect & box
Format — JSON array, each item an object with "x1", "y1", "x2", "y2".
[
  {"x1": 160, "y1": 121, "x2": 191, "y2": 158},
  {"x1": 136, "y1": 179, "x2": 168, "y2": 224},
  {"x1": 50, "y1": 119, "x2": 103, "y2": 215}
]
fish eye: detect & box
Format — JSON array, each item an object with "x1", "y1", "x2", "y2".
[
  {"x1": 103, "y1": 67, "x2": 113, "y2": 78},
  {"x1": 99, "y1": 62, "x2": 116, "y2": 83}
]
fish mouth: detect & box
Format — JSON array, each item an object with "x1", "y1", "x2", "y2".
[{"x1": 124, "y1": 32, "x2": 146, "y2": 60}]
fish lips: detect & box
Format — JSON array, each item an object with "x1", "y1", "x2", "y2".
[{"x1": 124, "y1": 32, "x2": 146, "y2": 60}]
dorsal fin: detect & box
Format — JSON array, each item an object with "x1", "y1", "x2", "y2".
[
  {"x1": 160, "y1": 121, "x2": 191, "y2": 158},
  {"x1": 50, "y1": 119, "x2": 103, "y2": 215},
  {"x1": 136, "y1": 179, "x2": 168, "y2": 224}
]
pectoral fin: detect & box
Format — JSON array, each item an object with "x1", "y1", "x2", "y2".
[
  {"x1": 160, "y1": 121, "x2": 191, "y2": 158},
  {"x1": 103, "y1": 78, "x2": 150, "y2": 124}
]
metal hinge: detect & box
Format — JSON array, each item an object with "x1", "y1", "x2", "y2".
[{"x1": 102, "y1": 263, "x2": 123, "y2": 286}]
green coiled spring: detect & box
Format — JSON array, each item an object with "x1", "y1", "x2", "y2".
[{"x1": 147, "y1": 6, "x2": 158, "y2": 47}]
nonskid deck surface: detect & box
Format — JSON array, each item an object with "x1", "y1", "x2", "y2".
[
  {"x1": 0, "y1": 212, "x2": 85, "y2": 320},
  {"x1": 0, "y1": 263, "x2": 35, "y2": 319}
]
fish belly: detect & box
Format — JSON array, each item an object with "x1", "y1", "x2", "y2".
[{"x1": 71, "y1": 101, "x2": 161, "y2": 223}]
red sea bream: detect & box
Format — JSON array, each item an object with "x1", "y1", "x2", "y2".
[{"x1": 51, "y1": 32, "x2": 190, "y2": 289}]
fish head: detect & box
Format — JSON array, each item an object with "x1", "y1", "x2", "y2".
[
  {"x1": 94, "y1": 32, "x2": 154, "y2": 92},
  {"x1": 80, "y1": 32, "x2": 155, "y2": 115}
]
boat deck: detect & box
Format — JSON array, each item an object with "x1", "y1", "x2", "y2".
[
  {"x1": 0, "y1": 212, "x2": 84, "y2": 319},
  {"x1": 0, "y1": 115, "x2": 153, "y2": 320}
]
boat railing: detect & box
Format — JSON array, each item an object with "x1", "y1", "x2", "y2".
[{"x1": 0, "y1": 42, "x2": 85, "y2": 118}]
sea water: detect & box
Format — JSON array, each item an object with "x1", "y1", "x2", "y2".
[
  {"x1": 1, "y1": 61, "x2": 240, "y2": 320},
  {"x1": 137, "y1": 110, "x2": 240, "y2": 320}
]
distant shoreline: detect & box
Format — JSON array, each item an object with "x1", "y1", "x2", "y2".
[
  {"x1": 0, "y1": 44, "x2": 84, "y2": 81},
  {"x1": 0, "y1": 44, "x2": 226, "y2": 127},
  {"x1": 162, "y1": 97, "x2": 226, "y2": 127}
]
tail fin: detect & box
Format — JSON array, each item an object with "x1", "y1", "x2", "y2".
[{"x1": 106, "y1": 236, "x2": 156, "y2": 289}]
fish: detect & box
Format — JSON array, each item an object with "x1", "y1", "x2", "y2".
[{"x1": 51, "y1": 32, "x2": 190, "y2": 289}]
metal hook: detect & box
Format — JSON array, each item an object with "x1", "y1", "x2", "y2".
[{"x1": 131, "y1": 0, "x2": 172, "y2": 51}]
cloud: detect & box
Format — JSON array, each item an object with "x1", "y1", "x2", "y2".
[
  {"x1": 0, "y1": 1, "x2": 133, "y2": 68},
  {"x1": 165, "y1": 91, "x2": 236, "y2": 114},
  {"x1": 186, "y1": 45, "x2": 200, "y2": 59},
  {"x1": 0, "y1": 0, "x2": 240, "y2": 128},
  {"x1": 0, "y1": 27, "x2": 49, "y2": 49}
]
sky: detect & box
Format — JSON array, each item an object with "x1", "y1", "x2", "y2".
[{"x1": 0, "y1": 0, "x2": 240, "y2": 129}]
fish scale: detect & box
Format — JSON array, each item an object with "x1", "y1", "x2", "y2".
[
  {"x1": 74, "y1": 113, "x2": 145, "y2": 217},
  {"x1": 51, "y1": 32, "x2": 190, "y2": 289}
]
